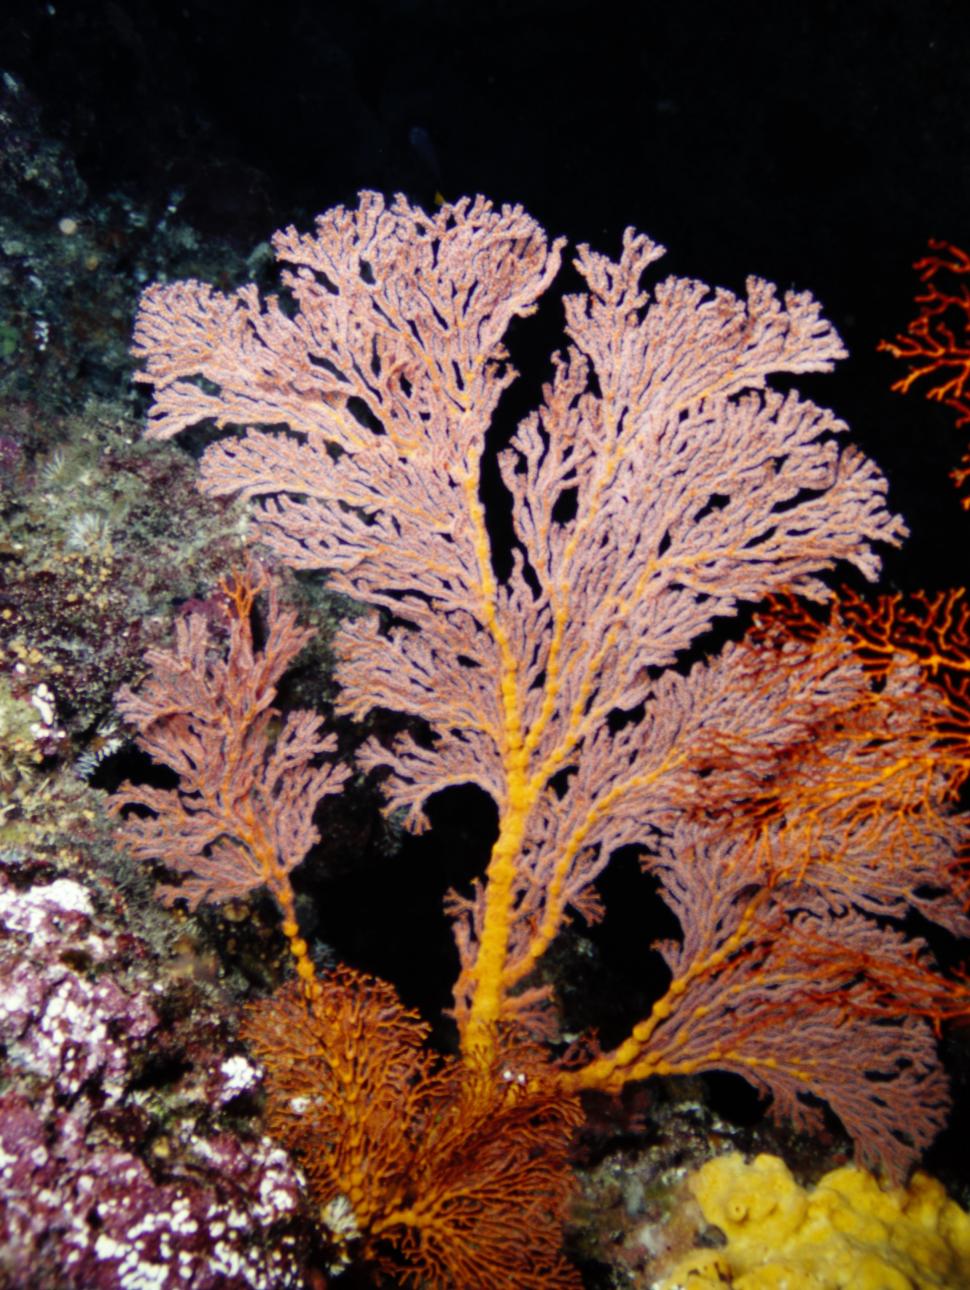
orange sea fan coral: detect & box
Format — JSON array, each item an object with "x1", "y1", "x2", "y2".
[{"x1": 241, "y1": 966, "x2": 582, "y2": 1289}]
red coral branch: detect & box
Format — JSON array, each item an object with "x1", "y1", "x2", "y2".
[{"x1": 881, "y1": 239, "x2": 970, "y2": 503}]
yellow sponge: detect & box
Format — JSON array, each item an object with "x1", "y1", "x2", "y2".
[{"x1": 659, "y1": 1151, "x2": 970, "y2": 1289}]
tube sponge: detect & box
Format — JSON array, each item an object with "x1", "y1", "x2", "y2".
[{"x1": 659, "y1": 1151, "x2": 970, "y2": 1289}]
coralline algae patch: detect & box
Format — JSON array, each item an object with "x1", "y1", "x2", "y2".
[
  {"x1": 0, "y1": 865, "x2": 315, "y2": 1288},
  {"x1": 659, "y1": 1151, "x2": 970, "y2": 1290},
  {"x1": 0, "y1": 1097, "x2": 306, "y2": 1290}
]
